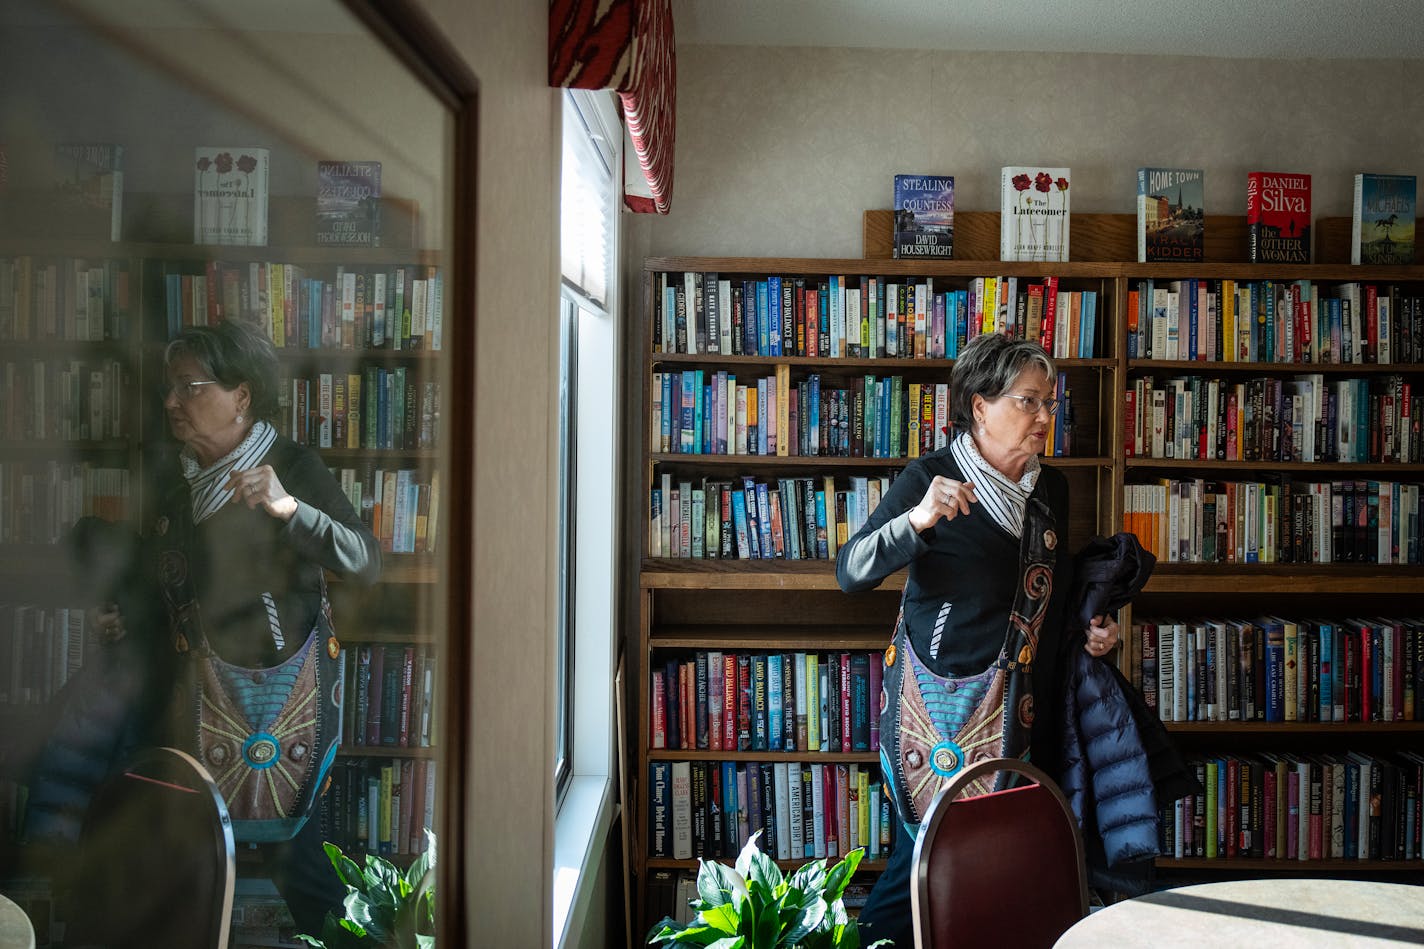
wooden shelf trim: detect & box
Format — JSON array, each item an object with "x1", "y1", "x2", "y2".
[
  {"x1": 649, "y1": 352, "x2": 1115, "y2": 370},
  {"x1": 646, "y1": 856, "x2": 890, "y2": 872},
  {"x1": 337, "y1": 745, "x2": 435, "y2": 758},
  {"x1": 1164, "y1": 721, "x2": 1424, "y2": 735},
  {"x1": 647, "y1": 750, "x2": 879, "y2": 764},
  {"x1": 652, "y1": 625, "x2": 888, "y2": 650},
  {"x1": 1143, "y1": 565, "x2": 1424, "y2": 593},
  {"x1": 1129, "y1": 358, "x2": 1424, "y2": 374},
  {"x1": 1126, "y1": 458, "x2": 1424, "y2": 473},
  {"x1": 640, "y1": 561, "x2": 905, "y2": 590},
  {"x1": 1157, "y1": 857, "x2": 1424, "y2": 871},
  {"x1": 651, "y1": 452, "x2": 1111, "y2": 469}
]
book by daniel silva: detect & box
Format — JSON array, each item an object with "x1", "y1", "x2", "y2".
[
  {"x1": 893, "y1": 174, "x2": 954, "y2": 259},
  {"x1": 1246, "y1": 171, "x2": 1310, "y2": 264},
  {"x1": 194, "y1": 146, "x2": 269, "y2": 246}
]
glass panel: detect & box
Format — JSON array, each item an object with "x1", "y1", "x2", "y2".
[{"x1": 0, "y1": 1, "x2": 457, "y2": 945}]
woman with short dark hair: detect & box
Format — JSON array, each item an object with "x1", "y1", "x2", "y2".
[{"x1": 836, "y1": 331, "x2": 1119, "y2": 945}]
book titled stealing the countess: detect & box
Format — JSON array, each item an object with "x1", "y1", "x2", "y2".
[
  {"x1": 193, "y1": 146, "x2": 269, "y2": 246},
  {"x1": 1352, "y1": 173, "x2": 1416, "y2": 265},
  {"x1": 1000, "y1": 167, "x2": 1070, "y2": 262},
  {"x1": 893, "y1": 174, "x2": 954, "y2": 259},
  {"x1": 1137, "y1": 167, "x2": 1203, "y2": 262},
  {"x1": 317, "y1": 160, "x2": 383, "y2": 247},
  {"x1": 1246, "y1": 171, "x2": 1310, "y2": 263}
]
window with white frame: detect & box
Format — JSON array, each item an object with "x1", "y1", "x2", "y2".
[{"x1": 555, "y1": 87, "x2": 620, "y2": 804}]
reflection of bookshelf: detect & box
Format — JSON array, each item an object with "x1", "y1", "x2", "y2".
[{"x1": 0, "y1": 190, "x2": 445, "y2": 888}]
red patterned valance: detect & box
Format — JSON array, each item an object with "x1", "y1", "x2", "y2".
[{"x1": 550, "y1": 0, "x2": 675, "y2": 214}]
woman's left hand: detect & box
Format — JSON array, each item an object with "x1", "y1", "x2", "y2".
[
  {"x1": 226, "y1": 465, "x2": 298, "y2": 522},
  {"x1": 1084, "y1": 613, "x2": 1119, "y2": 659}
]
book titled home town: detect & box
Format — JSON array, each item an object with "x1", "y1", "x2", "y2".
[{"x1": 1137, "y1": 167, "x2": 1204, "y2": 262}]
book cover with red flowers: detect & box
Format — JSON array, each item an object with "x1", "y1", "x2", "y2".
[
  {"x1": 893, "y1": 174, "x2": 954, "y2": 259},
  {"x1": 1246, "y1": 171, "x2": 1310, "y2": 264},
  {"x1": 1000, "y1": 166, "x2": 1070, "y2": 262},
  {"x1": 193, "y1": 145, "x2": 269, "y2": 246}
]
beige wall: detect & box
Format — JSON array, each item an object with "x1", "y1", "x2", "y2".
[
  {"x1": 412, "y1": 0, "x2": 561, "y2": 945},
  {"x1": 648, "y1": 46, "x2": 1424, "y2": 258}
]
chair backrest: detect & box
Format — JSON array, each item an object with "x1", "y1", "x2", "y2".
[
  {"x1": 911, "y1": 756, "x2": 1088, "y2": 949},
  {"x1": 69, "y1": 747, "x2": 235, "y2": 949}
]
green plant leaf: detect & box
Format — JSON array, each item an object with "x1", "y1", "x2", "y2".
[
  {"x1": 733, "y1": 830, "x2": 764, "y2": 877},
  {"x1": 700, "y1": 902, "x2": 741, "y2": 935},
  {"x1": 821, "y1": 848, "x2": 864, "y2": 904},
  {"x1": 698, "y1": 858, "x2": 748, "y2": 909}
]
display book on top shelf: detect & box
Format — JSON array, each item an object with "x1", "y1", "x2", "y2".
[
  {"x1": 147, "y1": 244, "x2": 446, "y2": 866},
  {"x1": 1114, "y1": 217, "x2": 1424, "y2": 879},
  {"x1": 632, "y1": 238, "x2": 1119, "y2": 931}
]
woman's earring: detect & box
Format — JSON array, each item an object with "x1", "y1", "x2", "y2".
[{"x1": 236, "y1": 414, "x2": 244, "y2": 424}]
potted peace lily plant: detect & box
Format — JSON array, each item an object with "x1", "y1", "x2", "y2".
[
  {"x1": 296, "y1": 831, "x2": 436, "y2": 949},
  {"x1": 647, "y1": 831, "x2": 891, "y2": 949}
]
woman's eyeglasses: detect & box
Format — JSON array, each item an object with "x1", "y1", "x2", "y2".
[
  {"x1": 999, "y1": 394, "x2": 1061, "y2": 416},
  {"x1": 165, "y1": 380, "x2": 220, "y2": 401}
]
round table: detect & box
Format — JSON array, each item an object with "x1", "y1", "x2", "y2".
[
  {"x1": 0, "y1": 893, "x2": 34, "y2": 949},
  {"x1": 1054, "y1": 878, "x2": 1424, "y2": 948}
]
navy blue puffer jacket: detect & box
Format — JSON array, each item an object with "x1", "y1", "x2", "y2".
[{"x1": 1058, "y1": 648, "x2": 1160, "y2": 872}]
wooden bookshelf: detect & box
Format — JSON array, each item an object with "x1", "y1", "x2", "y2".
[{"x1": 628, "y1": 215, "x2": 1424, "y2": 924}]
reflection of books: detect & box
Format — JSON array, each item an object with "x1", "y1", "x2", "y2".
[
  {"x1": 1246, "y1": 171, "x2": 1310, "y2": 263},
  {"x1": 193, "y1": 145, "x2": 269, "y2": 246},
  {"x1": 317, "y1": 160, "x2": 382, "y2": 246},
  {"x1": 53, "y1": 143, "x2": 124, "y2": 241},
  {"x1": 1352, "y1": 173, "x2": 1416, "y2": 265},
  {"x1": 893, "y1": 174, "x2": 954, "y2": 259},
  {"x1": 1001, "y1": 166, "x2": 1070, "y2": 262},
  {"x1": 1137, "y1": 167, "x2": 1203, "y2": 262}
]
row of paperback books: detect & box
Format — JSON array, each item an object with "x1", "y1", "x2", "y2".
[
  {"x1": 329, "y1": 466, "x2": 440, "y2": 556},
  {"x1": 654, "y1": 272, "x2": 1100, "y2": 359},
  {"x1": 651, "y1": 649, "x2": 884, "y2": 754},
  {"x1": 648, "y1": 759, "x2": 893, "y2": 862},
  {"x1": 345, "y1": 643, "x2": 437, "y2": 749},
  {"x1": 1124, "y1": 373, "x2": 1420, "y2": 464},
  {"x1": 1125, "y1": 479, "x2": 1423, "y2": 566},
  {"x1": 1159, "y1": 751, "x2": 1423, "y2": 862},
  {"x1": 1131, "y1": 615, "x2": 1424, "y2": 725},
  {"x1": 0, "y1": 463, "x2": 129, "y2": 545},
  {"x1": 167, "y1": 261, "x2": 442, "y2": 351},
  {"x1": 1128, "y1": 278, "x2": 1424, "y2": 365},
  {"x1": 1, "y1": 357, "x2": 127, "y2": 442},
  {"x1": 649, "y1": 473, "x2": 896, "y2": 560},
  {"x1": 0, "y1": 256, "x2": 131, "y2": 341},
  {"x1": 276, "y1": 369, "x2": 439, "y2": 452},
  {"x1": 0, "y1": 603, "x2": 90, "y2": 707},
  {"x1": 321, "y1": 756, "x2": 435, "y2": 860},
  {"x1": 652, "y1": 369, "x2": 1076, "y2": 460}
]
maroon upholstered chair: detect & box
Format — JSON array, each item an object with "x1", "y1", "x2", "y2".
[{"x1": 911, "y1": 756, "x2": 1089, "y2": 949}]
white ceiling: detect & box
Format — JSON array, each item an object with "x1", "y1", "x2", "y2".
[{"x1": 672, "y1": 0, "x2": 1424, "y2": 59}]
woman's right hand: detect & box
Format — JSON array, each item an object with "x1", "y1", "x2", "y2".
[
  {"x1": 88, "y1": 602, "x2": 126, "y2": 643},
  {"x1": 908, "y1": 475, "x2": 977, "y2": 533}
]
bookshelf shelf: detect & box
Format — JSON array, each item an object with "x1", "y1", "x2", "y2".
[
  {"x1": 652, "y1": 625, "x2": 894, "y2": 650},
  {"x1": 640, "y1": 561, "x2": 905, "y2": 591},
  {"x1": 1163, "y1": 721, "x2": 1424, "y2": 736},
  {"x1": 647, "y1": 750, "x2": 879, "y2": 764},
  {"x1": 1128, "y1": 358, "x2": 1424, "y2": 375},
  {"x1": 337, "y1": 746, "x2": 435, "y2": 759},
  {"x1": 651, "y1": 453, "x2": 1111, "y2": 470},
  {"x1": 1125, "y1": 459, "x2": 1424, "y2": 474},
  {"x1": 1155, "y1": 857, "x2": 1424, "y2": 872},
  {"x1": 646, "y1": 857, "x2": 889, "y2": 873},
  {"x1": 1142, "y1": 565, "x2": 1424, "y2": 594},
  {"x1": 650, "y1": 352, "x2": 1115, "y2": 371}
]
